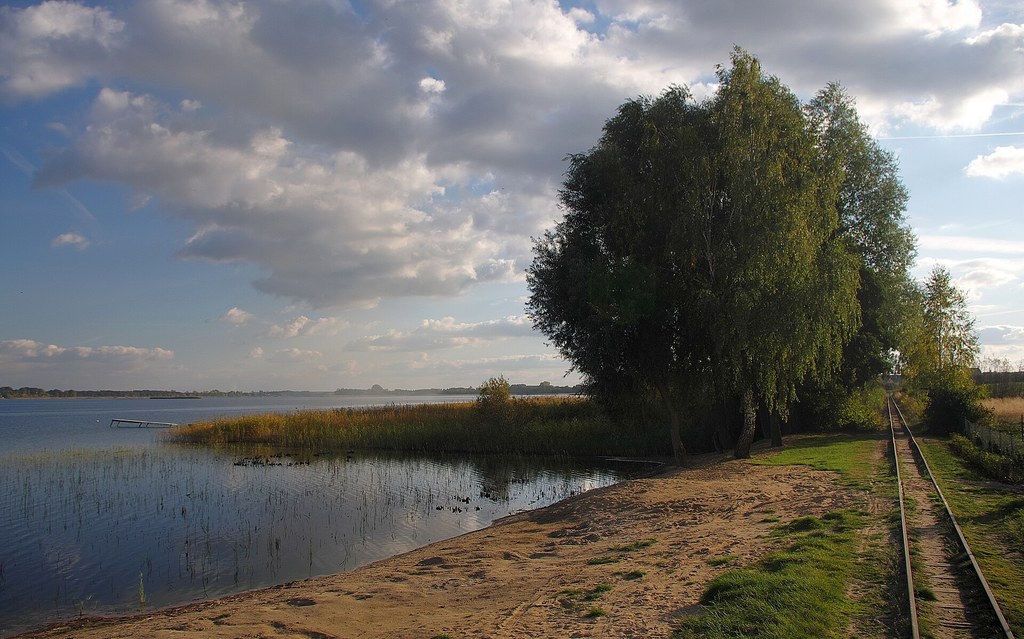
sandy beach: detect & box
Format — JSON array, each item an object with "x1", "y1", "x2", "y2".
[{"x1": 17, "y1": 444, "x2": 869, "y2": 639}]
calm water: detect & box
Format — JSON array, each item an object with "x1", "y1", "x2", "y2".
[{"x1": 0, "y1": 397, "x2": 646, "y2": 636}]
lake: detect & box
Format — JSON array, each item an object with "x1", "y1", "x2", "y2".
[{"x1": 0, "y1": 397, "x2": 649, "y2": 636}]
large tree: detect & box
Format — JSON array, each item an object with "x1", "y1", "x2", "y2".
[
  {"x1": 806, "y1": 84, "x2": 916, "y2": 384},
  {"x1": 528, "y1": 50, "x2": 861, "y2": 461},
  {"x1": 704, "y1": 53, "x2": 860, "y2": 458},
  {"x1": 528, "y1": 85, "x2": 713, "y2": 461},
  {"x1": 794, "y1": 84, "x2": 917, "y2": 428}
]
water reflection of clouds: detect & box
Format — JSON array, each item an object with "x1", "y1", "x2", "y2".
[{"x1": 1, "y1": 446, "x2": 636, "y2": 636}]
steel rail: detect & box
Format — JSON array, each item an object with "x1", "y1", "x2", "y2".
[
  {"x1": 889, "y1": 395, "x2": 1015, "y2": 639},
  {"x1": 888, "y1": 395, "x2": 921, "y2": 639}
]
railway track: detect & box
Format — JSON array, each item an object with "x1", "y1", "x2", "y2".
[{"x1": 888, "y1": 395, "x2": 1015, "y2": 638}]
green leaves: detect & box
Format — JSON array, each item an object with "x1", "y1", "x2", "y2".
[{"x1": 528, "y1": 48, "x2": 899, "y2": 457}]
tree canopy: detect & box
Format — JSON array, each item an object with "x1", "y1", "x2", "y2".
[{"x1": 528, "y1": 49, "x2": 911, "y2": 461}]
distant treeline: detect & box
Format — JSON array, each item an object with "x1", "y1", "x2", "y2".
[
  {"x1": 0, "y1": 387, "x2": 246, "y2": 399},
  {"x1": 0, "y1": 383, "x2": 581, "y2": 399},
  {"x1": 973, "y1": 371, "x2": 1024, "y2": 398}
]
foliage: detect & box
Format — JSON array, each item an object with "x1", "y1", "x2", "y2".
[
  {"x1": 528, "y1": 49, "x2": 866, "y2": 461},
  {"x1": 476, "y1": 376, "x2": 514, "y2": 425},
  {"x1": 949, "y1": 434, "x2": 1024, "y2": 483},
  {"x1": 477, "y1": 375, "x2": 512, "y2": 405},
  {"x1": 674, "y1": 511, "x2": 864, "y2": 638},
  {"x1": 921, "y1": 367, "x2": 988, "y2": 435},
  {"x1": 797, "y1": 379, "x2": 887, "y2": 432}
]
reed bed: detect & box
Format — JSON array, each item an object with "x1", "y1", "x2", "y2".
[
  {"x1": 164, "y1": 397, "x2": 667, "y2": 457},
  {"x1": 983, "y1": 397, "x2": 1024, "y2": 429}
]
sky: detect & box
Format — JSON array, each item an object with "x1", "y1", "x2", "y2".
[{"x1": 1, "y1": 0, "x2": 1023, "y2": 392}]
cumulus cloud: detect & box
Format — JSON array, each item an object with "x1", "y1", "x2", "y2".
[
  {"x1": 9, "y1": 0, "x2": 1024, "y2": 312},
  {"x1": 51, "y1": 232, "x2": 89, "y2": 250},
  {"x1": 965, "y1": 145, "x2": 1024, "y2": 178},
  {"x1": 268, "y1": 347, "x2": 323, "y2": 363},
  {"x1": 978, "y1": 325, "x2": 1024, "y2": 344},
  {"x1": 220, "y1": 307, "x2": 254, "y2": 326},
  {"x1": 0, "y1": 1, "x2": 125, "y2": 100},
  {"x1": 269, "y1": 315, "x2": 349, "y2": 338},
  {"x1": 0, "y1": 338, "x2": 173, "y2": 362},
  {"x1": 347, "y1": 315, "x2": 534, "y2": 352}
]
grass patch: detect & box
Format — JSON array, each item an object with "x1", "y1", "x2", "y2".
[
  {"x1": 621, "y1": 570, "x2": 645, "y2": 580},
  {"x1": 707, "y1": 555, "x2": 739, "y2": 567},
  {"x1": 610, "y1": 539, "x2": 657, "y2": 553},
  {"x1": 917, "y1": 437, "x2": 1024, "y2": 636},
  {"x1": 165, "y1": 397, "x2": 670, "y2": 457},
  {"x1": 559, "y1": 583, "x2": 614, "y2": 618},
  {"x1": 674, "y1": 511, "x2": 865, "y2": 638},
  {"x1": 753, "y1": 433, "x2": 883, "y2": 488}
]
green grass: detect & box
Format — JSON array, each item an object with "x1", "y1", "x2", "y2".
[
  {"x1": 707, "y1": 555, "x2": 739, "y2": 567},
  {"x1": 610, "y1": 538, "x2": 657, "y2": 552},
  {"x1": 681, "y1": 432, "x2": 896, "y2": 637},
  {"x1": 917, "y1": 437, "x2": 1024, "y2": 636},
  {"x1": 753, "y1": 433, "x2": 884, "y2": 488},
  {"x1": 165, "y1": 397, "x2": 670, "y2": 457},
  {"x1": 674, "y1": 511, "x2": 865, "y2": 638}
]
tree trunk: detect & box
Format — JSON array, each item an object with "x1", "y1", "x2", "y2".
[
  {"x1": 654, "y1": 380, "x2": 687, "y2": 465},
  {"x1": 769, "y1": 410, "x2": 783, "y2": 448},
  {"x1": 734, "y1": 387, "x2": 757, "y2": 459}
]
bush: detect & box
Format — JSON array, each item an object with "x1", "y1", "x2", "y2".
[
  {"x1": 477, "y1": 375, "x2": 512, "y2": 406},
  {"x1": 477, "y1": 376, "x2": 516, "y2": 427},
  {"x1": 922, "y1": 368, "x2": 988, "y2": 435},
  {"x1": 949, "y1": 434, "x2": 1024, "y2": 483}
]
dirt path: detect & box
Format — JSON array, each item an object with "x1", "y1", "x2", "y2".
[{"x1": 16, "y1": 448, "x2": 868, "y2": 639}]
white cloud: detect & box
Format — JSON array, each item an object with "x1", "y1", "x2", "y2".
[
  {"x1": 979, "y1": 325, "x2": 1024, "y2": 344},
  {"x1": 918, "y1": 235, "x2": 1024, "y2": 254},
  {"x1": 269, "y1": 315, "x2": 349, "y2": 338},
  {"x1": 965, "y1": 145, "x2": 1024, "y2": 178},
  {"x1": 0, "y1": 1, "x2": 124, "y2": 100},
  {"x1": 346, "y1": 315, "x2": 534, "y2": 352},
  {"x1": 220, "y1": 307, "x2": 254, "y2": 326},
  {"x1": 268, "y1": 347, "x2": 323, "y2": 363},
  {"x1": 9, "y1": 0, "x2": 1024, "y2": 318},
  {"x1": 50, "y1": 232, "x2": 89, "y2": 250},
  {"x1": 0, "y1": 338, "x2": 173, "y2": 362}
]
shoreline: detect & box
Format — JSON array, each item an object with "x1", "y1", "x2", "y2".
[{"x1": 15, "y1": 444, "x2": 869, "y2": 639}]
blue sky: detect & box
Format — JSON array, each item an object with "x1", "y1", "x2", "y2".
[{"x1": 2, "y1": 0, "x2": 1023, "y2": 391}]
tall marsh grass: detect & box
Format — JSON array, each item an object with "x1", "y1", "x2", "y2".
[
  {"x1": 164, "y1": 397, "x2": 668, "y2": 457},
  {"x1": 984, "y1": 397, "x2": 1024, "y2": 429}
]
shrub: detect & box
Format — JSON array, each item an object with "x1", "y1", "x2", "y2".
[
  {"x1": 949, "y1": 434, "x2": 1024, "y2": 483},
  {"x1": 922, "y1": 368, "x2": 988, "y2": 435}
]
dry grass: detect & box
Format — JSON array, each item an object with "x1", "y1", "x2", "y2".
[
  {"x1": 983, "y1": 397, "x2": 1024, "y2": 426},
  {"x1": 164, "y1": 397, "x2": 669, "y2": 457}
]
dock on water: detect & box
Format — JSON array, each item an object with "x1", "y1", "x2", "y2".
[{"x1": 109, "y1": 418, "x2": 179, "y2": 429}]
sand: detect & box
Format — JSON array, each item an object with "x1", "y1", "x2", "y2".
[{"x1": 17, "y1": 445, "x2": 867, "y2": 639}]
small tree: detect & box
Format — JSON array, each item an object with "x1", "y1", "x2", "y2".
[
  {"x1": 478, "y1": 376, "x2": 512, "y2": 404},
  {"x1": 477, "y1": 376, "x2": 513, "y2": 424},
  {"x1": 907, "y1": 267, "x2": 985, "y2": 433}
]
